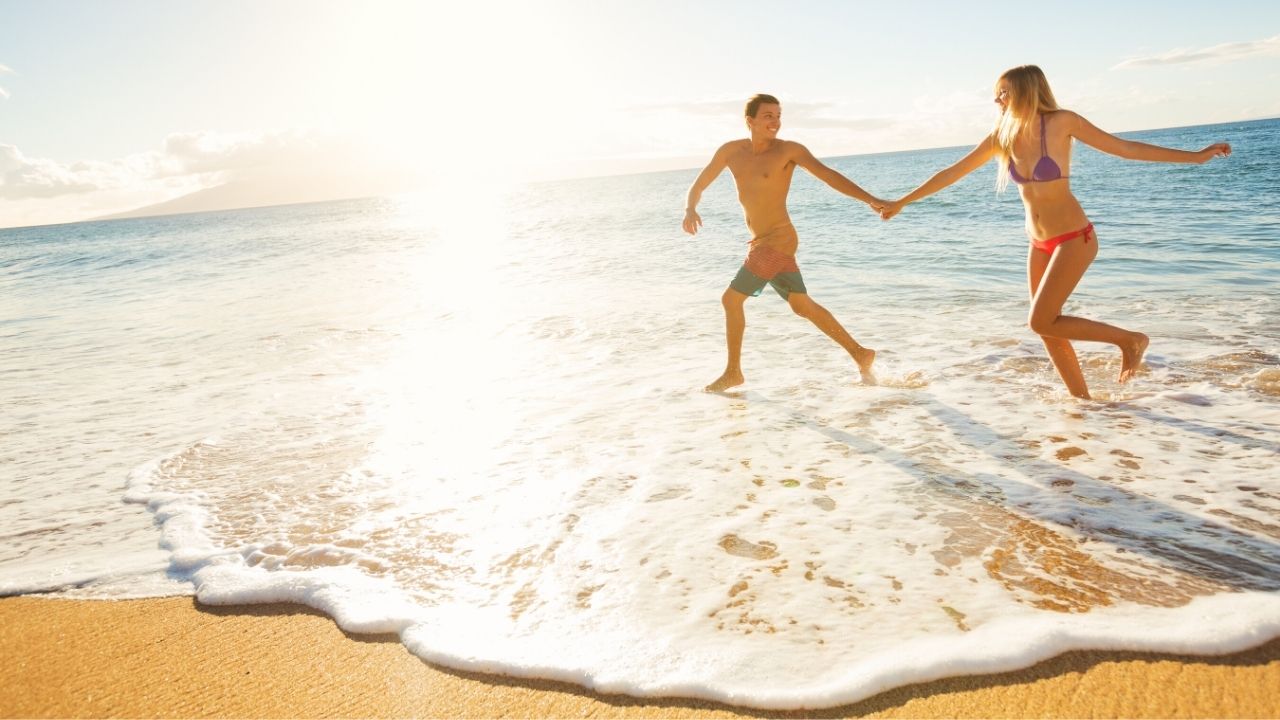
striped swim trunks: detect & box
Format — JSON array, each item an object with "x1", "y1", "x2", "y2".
[{"x1": 729, "y1": 243, "x2": 807, "y2": 299}]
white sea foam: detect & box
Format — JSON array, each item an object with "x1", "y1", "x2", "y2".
[{"x1": 4, "y1": 122, "x2": 1279, "y2": 707}]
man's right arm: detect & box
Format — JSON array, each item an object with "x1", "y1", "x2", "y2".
[{"x1": 683, "y1": 143, "x2": 732, "y2": 235}]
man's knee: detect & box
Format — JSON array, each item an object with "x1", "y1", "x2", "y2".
[
  {"x1": 788, "y1": 294, "x2": 816, "y2": 318},
  {"x1": 722, "y1": 288, "x2": 748, "y2": 309}
]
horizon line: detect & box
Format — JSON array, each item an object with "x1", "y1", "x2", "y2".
[{"x1": 2, "y1": 114, "x2": 1275, "y2": 233}]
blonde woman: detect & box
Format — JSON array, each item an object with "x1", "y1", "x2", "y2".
[{"x1": 879, "y1": 65, "x2": 1231, "y2": 400}]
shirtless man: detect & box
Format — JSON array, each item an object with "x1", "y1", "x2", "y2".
[{"x1": 683, "y1": 93, "x2": 883, "y2": 392}]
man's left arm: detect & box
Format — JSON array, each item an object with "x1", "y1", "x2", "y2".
[{"x1": 792, "y1": 143, "x2": 884, "y2": 209}]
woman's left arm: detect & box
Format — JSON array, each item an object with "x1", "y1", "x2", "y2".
[{"x1": 1069, "y1": 111, "x2": 1231, "y2": 164}]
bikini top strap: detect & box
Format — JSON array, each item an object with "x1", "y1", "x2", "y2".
[{"x1": 1039, "y1": 114, "x2": 1047, "y2": 156}]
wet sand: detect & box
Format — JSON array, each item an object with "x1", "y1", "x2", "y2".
[{"x1": 1, "y1": 596, "x2": 1276, "y2": 718}]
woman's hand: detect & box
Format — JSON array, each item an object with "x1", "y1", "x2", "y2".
[
  {"x1": 1197, "y1": 143, "x2": 1232, "y2": 163},
  {"x1": 879, "y1": 199, "x2": 906, "y2": 221}
]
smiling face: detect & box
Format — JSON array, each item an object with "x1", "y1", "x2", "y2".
[
  {"x1": 746, "y1": 103, "x2": 782, "y2": 139},
  {"x1": 993, "y1": 81, "x2": 1011, "y2": 114},
  {"x1": 993, "y1": 66, "x2": 1058, "y2": 124}
]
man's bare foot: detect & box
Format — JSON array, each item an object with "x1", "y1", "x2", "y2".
[
  {"x1": 704, "y1": 369, "x2": 745, "y2": 392},
  {"x1": 855, "y1": 347, "x2": 877, "y2": 386},
  {"x1": 1118, "y1": 332, "x2": 1149, "y2": 383}
]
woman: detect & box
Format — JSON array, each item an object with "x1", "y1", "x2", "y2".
[{"x1": 880, "y1": 65, "x2": 1230, "y2": 399}]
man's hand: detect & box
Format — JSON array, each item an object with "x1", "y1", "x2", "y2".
[
  {"x1": 879, "y1": 200, "x2": 905, "y2": 221},
  {"x1": 1197, "y1": 143, "x2": 1231, "y2": 164},
  {"x1": 682, "y1": 208, "x2": 703, "y2": 235},
  {"x1": 866, "y1": 197, "x2": 888, "y2": 213}
]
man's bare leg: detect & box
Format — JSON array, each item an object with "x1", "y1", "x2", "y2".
[
  {"x1": 706, "y1": 289, "x2": 748, "y2": 392},
  {"x1": 787, "y1": 293, "x2": 877, "y2": 385}
]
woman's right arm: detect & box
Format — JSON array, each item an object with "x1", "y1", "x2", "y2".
[
  {"x1": 1070, "y1": 111, "x2": 1231, "y2": 163},
  {"x1": 881, "y1": 134, "x2": 996, "y2": 220}
]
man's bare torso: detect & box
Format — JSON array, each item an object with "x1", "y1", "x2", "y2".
[{"x1": 725, "y1": 139, "x2": 800, "y2": 255}]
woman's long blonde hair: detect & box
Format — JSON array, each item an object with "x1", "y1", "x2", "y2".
[{"x1": 994, "y1": 65, "x2": 1060, "y2": 190}]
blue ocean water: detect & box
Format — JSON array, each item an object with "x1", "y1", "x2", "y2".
[{"x1": 1, "y1": 118, "x2": 1277, "y2": 708}]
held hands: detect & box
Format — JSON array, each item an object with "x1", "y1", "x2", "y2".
[
  {"x1": 879, "y1": 199, "x2": 906, "y2": 221},
  {"x1": 1197, "y1": 143, "x2": 1232, "y2": 164},
  {"x1": 682, "y1": 208, "x2": 702, "y2": 235}
]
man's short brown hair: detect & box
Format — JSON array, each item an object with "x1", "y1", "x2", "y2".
[{"x1": 745, "y1": 93, "x2": 780, "y2": 118}]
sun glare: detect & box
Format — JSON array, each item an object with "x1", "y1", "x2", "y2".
[{"x1": 310, "y1": 2, "x2": 610, "y2": 185}]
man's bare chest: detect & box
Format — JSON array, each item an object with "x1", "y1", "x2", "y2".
[{"x1": 729, "y1": 154, "x2": 795, "y2": 185}]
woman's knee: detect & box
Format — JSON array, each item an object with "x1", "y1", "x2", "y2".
[{"x1": 1027, "y1": 311, "x2": 1055, "y2": 336}]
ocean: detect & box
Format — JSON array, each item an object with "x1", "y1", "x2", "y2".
[{"x1": 2, "y1": 118, "x2": 1278, "y2": 709}]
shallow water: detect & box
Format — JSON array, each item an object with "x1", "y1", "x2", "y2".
[{"x1": 1, "y1": 118, "x2": 1278, "y2": 708}]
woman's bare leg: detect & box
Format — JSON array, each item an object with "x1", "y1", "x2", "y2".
[
  {"x1": 1027, "y1": 233, "x2": 1149, "y2": 391},
  {"x1": 1027, "y1": 246, "x2": 1090, "y2": 398}
]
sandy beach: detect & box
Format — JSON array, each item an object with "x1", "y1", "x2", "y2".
[{"x1": 0, "y1": 596, "x2": 1275, "y2": 718}]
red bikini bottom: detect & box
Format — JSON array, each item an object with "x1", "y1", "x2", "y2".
[{"x1": 1031, "y1": 222, "x2": 1094, "y2": 255}]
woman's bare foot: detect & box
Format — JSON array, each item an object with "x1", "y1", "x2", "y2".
[
  {"x1": 855, "y1": 347, "x2": 877, "y2": 386},
  {"x1": 704, "y1": 369, "x2": 745, "y2": 392},
  {"x1": 1118, "y1": 332, "x2": 1149, "y2": 383}
]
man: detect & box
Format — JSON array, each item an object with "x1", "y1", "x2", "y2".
[{"x1": 683, "y1": 93, "x2": 881, "y2": 392}]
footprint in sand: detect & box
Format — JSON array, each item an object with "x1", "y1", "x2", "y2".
[
  {"x1": 1055, "y1": 446, "x2": 1087, "y2": 461},
  {"x1": 1110, "y1": 449, "x2": 1142, "y2": 470},
  {"x1": 813, "y1": 496, "x2": 836, "y2": 511},
  {"x1": 719, "y1": 534, "x2": 779, "y2": 560},
  {"x1": 646, "y1": 486, "x2": 689, "y2": 502}
]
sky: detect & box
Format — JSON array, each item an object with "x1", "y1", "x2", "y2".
[{"x1": 1, "y1": 0, "x2": 1279, "y2": 228}]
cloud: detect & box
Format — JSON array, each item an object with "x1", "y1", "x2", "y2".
[
  {"x1": 159, "y1": 129, "x2": 326, "y2": 175},
  {"x1": 629, "y1": 98, "x2": 893, "y2": 133},
  {"x1": 615, "y1": 87, "x2": 1008, "y2": 164},
  {"x1": 0, "y1": 62, "x2": 12, "y2": 99},
  {"x1": 0, "y1": 128, "x2": 425, "y2": 227},
  {"x1": 629, "y1": 98, "x2": 837, "y2": 117},
  {"x1": 0, "y1": 145, "x2": 101, "y2": 199},
  {"x1": 1114, "y1": 34, "x2": 1280, "y2": 69},
  {"x1": 788, "y1": 116, "x2": 896, "y2": 131},
  {"x1": 0, "y1": 130, "x2": 347, "y2": 201}
]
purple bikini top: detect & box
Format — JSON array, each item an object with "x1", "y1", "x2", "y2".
[{"x1": 1008, "y1": 114, "x2": 1065, "y2": 184}]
